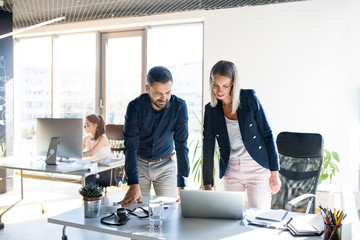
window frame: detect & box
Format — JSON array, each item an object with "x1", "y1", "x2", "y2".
[{"x1": 100, "y1": 29, "x2": 147, "y2": 121}]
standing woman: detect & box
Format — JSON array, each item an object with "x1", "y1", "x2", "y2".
[
  {"x1": 202, "y1": 60, "x2": 281, "y2": 208},
  {"x1": 83, "y1": 114, "x2": 116, "y2": 186}
]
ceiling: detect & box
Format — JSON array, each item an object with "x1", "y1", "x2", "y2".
[{"x1": 1, "y1": 0, "x2": 305, "y2": 29}]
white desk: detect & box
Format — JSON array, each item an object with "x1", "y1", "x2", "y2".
[
  {"x1": 48, "y1": 193, "x2": 323, "y2": 240},
  {"x1": 0, "y1": 155, "x2": 123, "y2": 229}
]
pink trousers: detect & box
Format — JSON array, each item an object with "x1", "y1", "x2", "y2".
[{"x1": 223, "y1": 157, "x2": 271, "y2": 208}]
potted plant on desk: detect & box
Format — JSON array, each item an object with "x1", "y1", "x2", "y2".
[{"x1": 79, "y1": 183, "x2": 103, "y2": 218}]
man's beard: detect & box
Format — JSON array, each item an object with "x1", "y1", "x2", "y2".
[{"x1": 151, "y1": 98, "x2": 168, "y2": 110}]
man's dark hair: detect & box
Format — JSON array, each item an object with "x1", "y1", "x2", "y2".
[{"x1": 146, "y1": 66, "x2": 173, "y2": 86}]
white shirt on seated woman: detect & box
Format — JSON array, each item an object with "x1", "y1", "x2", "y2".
[
  {"x1": 82, "y1": 114, "x2": 118, "y2": 195},
  {"x1": 83, "y1": 134, "x2": 114, "y2": 159},
  {"x1": 82, "y1": 114, "x2": 115, "y2": 159}
]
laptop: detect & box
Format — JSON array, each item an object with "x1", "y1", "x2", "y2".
[{"x1": 180, "y1": 190, "x2": 245, "y2": 219}]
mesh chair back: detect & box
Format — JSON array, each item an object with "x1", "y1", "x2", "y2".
[
  {"x1": 105, "y1": 124, "x2": 126, "y2": 185},
  {"x1": 105, "y1": 124, "x2": 125, "y2": 157},
  {"x1": 271, "y1": 132, "x2": 323, "y2": 213}
]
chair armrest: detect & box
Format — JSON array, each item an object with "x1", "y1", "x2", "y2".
[{"x1": 285, "y1": 193, "x2": 316, "y2": 213}]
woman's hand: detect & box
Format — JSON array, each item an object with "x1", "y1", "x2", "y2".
[
  {"x1": 203, "y1": 184, "x2": 212, "y2": 190},
  {"x1": 269, "y1": 171, "x2": 281, "y2": 194}
]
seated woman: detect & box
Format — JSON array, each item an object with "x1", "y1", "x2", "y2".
[
  {"x1": 83, "y1": 114, "x2": 113, "y2": 159},
  {"x1": 83, "y1": 114, "x2": 117, "y2": 187}
]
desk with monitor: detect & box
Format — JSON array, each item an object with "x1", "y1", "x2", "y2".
[
  {"x1": 48, "y1": 193, "x2": 323, "y2": 240},
  {"x1": 0, "y1": 155, "x2": 124, "y2": 229},
  {"x1": 0, "y1": 118, "x2": 126, "y2": 229}
]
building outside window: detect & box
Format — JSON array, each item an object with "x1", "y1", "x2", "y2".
[
  {"x1": 14, "y1": 23, "x2": 203, "y2": 185},
  {"x1": 53, "y1": 33, "x2": 96, "y2": 119},
  {"x1": 14, "y1": 33, "x2": 96, "y2": 155},
  {"x1": 14, "y1": 37, "x2": 52, "y2": 155}
]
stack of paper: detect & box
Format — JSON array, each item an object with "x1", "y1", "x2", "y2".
[
  {"x1": 244, "y1": 209, "x2": 290, "y2": 230},
  {"x1": 256, "y1": 209, "x2": 288, "y2": 222}
]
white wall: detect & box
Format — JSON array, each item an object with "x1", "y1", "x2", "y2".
[
  {"x1": 202, "y1": 0, "x2": 360, "y2": 191},
  {"x1": 17, "y1": 0, "x2": 360, "y2": 190}
]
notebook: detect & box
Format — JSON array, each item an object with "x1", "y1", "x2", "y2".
[
  {"x1": 180, "y1": 190, "x2": 245, "y2": 219},
  {"x1": 255, "y1": 209, "x2": 288, "y2": 222},
  {"x1": 285, "y1": 214, "x2": 324, "y2": 236}
]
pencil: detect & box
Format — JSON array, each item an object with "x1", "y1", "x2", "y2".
[
  {"x1": 319, "y1": 205, "x2": 346, "y2": 240},
  {"x1": 328, "y1": 211, "x2": 344, "y2": 239},
  {"x1": 328, "y1": 220, "x2": 340, "y2": 239}
]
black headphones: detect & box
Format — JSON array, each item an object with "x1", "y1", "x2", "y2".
[{"x1": 101, "y1": 207, "x2": 149, "y2": 226}]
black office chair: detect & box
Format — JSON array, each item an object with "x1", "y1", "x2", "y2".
[
  {"x1": 85, "y1": 124, "x2": 126, "y2": 194},
  {"x1": 271, "y1": 131, "x2": 324, "y2": 214},
  {"x1": 105, "y1": 124, "x2": 125, "y2": 157},
  {"x1": 105, "y1": 124, "x2": 126, "y2": 186}
]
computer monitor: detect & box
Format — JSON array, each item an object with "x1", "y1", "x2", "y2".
[{"x1": 36, "y1": 118, "x2": 83, "y2": 164}]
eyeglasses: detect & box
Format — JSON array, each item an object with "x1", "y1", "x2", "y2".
[{"x1": 83, "y1": 123, "x2": 94, "y2": 128}]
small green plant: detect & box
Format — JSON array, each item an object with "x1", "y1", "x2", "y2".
[
  {"x1": 79, "y1": 183, "x2": 103, "y2": 198},
  {"x1": 319, "y1": 149, "x2": 340, "y2": 184}
]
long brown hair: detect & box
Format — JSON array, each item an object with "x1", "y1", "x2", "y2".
[
  {"x1": 86, "y1": 114, "x2": 105, "y2": 141},
  {"x1": 209, "y1": 60, "x2": 240, "y2": 114}
]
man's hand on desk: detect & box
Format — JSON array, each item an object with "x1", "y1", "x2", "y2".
[
  {"x1": 203, "y1": 184, "x2": 212, "y2": 190},
  {"x1": 118, "y1": 184, "x2": 143, "y2": 207}
]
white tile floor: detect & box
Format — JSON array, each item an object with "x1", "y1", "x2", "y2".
[{"x1": 0, "y1": 172, "x2": 128, "y2": 240}]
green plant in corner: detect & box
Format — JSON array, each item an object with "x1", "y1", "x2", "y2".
[
  {"x1": 189, "y1": 135, "x2": 203, "y2": 186},
  {"x1": 189, "y1": 111, "x2": 220, "y2": 189},
  {"x1": 319, "y1": 149, "x2": 340, "y2": 184}
]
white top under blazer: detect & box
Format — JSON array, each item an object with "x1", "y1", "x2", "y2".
[{"x1": 225, "y1": 116, "x2": 252, "y2": 160}]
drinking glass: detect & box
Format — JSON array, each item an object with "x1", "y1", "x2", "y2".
[{"x1": 148, "y1": 200, "x2": 163, "y2": 227}]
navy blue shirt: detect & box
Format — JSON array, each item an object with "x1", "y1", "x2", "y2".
[{"x1": 123, "y1": 93, "x2": 190, "y2": 187}]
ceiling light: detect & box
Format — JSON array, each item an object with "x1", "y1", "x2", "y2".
[{"x1": 0, "y1": 16, "x2": 65, "y2": 40}]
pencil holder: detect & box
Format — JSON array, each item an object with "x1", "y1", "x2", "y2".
[{"x1": 324, "y1": 223, "x2": 342, "y2": 240}]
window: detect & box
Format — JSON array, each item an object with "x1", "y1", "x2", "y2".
[
  {"x1": 13, "y1": 24, "x2": 203, "y2": 164},
  {"x1": 14, "y1": 33, "x2": 96, "y2": 155},
  {"x1": 14, "y1": 37, "x2": 52, "y2": 155},
  {"x1": 102, "y1": 31, "x2": 145, "y2": 124},
  {"x1": 147, "y1": 24, "x2": 203, "y2": 137},
  {"x1": 53, "y1": 33, "x2": 96, "y2": 118}
]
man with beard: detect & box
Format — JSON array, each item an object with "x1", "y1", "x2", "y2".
[{"x1": 118, "y1": 66, "x2": 190, "y2": 206}]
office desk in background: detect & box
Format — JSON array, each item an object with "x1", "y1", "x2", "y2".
[
  {"x1": 0, "y1": 155, "x2": 124, "y2": 229},
  {"x1": 49, "y1": 193, "x2": 323, "y2": 240}
]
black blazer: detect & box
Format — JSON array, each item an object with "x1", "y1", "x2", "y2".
[{"x1": 202, "y1": 89, "x2": 279, "y2": 186}]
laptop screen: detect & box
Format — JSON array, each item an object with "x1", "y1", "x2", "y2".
[{"x1": 180, "y1": 190, "x2": 245, "y2": 219}]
